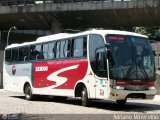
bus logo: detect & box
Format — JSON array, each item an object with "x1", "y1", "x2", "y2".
[
  {"x1": 12, "y1": 65, "x2": 16, "y2": 75},
  {"x1": 47, "y1": 64, "x2": 79, "y2": 88}
]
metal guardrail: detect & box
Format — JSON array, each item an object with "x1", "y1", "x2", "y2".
[{"x1": 0, "y1": 0, "x2": 137, "y2": 6}]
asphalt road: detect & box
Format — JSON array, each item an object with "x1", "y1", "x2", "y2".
[{"x1": 0, "y1": 89, "x2": 160, "y2": 120}]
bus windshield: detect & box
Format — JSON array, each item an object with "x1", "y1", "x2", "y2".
[{"x1": 106, "y1": 35, "x2": 155, "y2": 81}]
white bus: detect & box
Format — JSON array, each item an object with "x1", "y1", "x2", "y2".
[{"x1": 3, "y1": 29, "x2": 156, "y2": 106}]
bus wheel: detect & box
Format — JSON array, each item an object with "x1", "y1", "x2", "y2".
[
  {"x1": 116, "y1": 99, "x2": 126, "y2": 105},
  {"x1": 24, "y1": 84, "x2": 33, "y2": 101},
  {"x1": 81, "y1": 87, "x2": 89, "y2": 107}
]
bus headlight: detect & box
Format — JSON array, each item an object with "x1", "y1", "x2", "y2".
[
  {"x1": 115, "y1": 86, "x2": 124, "y2": 90},
  {"x1": 112, "y1": 80, "x2": 125, "y2": 90},
  {"x1": 148, "y1": 86, "x2": 155, "y2": 90}
]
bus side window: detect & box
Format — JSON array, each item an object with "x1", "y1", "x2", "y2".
[
  {"x1": 12, "y1": 48, "x2": 19, "y2": 62},
  {"x1": 5, "y1": 49, "x2": 12, "y2": 62},
  {"x1": 95, "y1": 48, "x2": 107, "y2": 77},
  {"x1": 36, "y1": 45, "x2": 42, "y2": 60},
  {"x1": 60, "y1": 40, "x2": 66, "y2": 58},
  {"x1": 89, "y1": 34, "x2": 105, "y2": 74},
  {"x1": 83, "y1": 37, "x2": 87, "y2": 57},
  {"x1": 48, "y1": 42, "x2": 55, "y2": 59},
  {"x1": 30, "y1": 45, "x2": 41, "y2": 60},
  {"x1": 19, "y1": 48, "x2": 24, "y2": 61},
  {"x1": 65, "y1": 39, "x2": 71, "y2": 57},
  {"x1": 23, "y1": 47, "x2": 29, "y2": 61},
  {"x1": 19, "y1": 47, "x2": 29, "y2": 62},
  {"x1": 73, "y1": 37, "x2": 85, "y2": 57},
  {"x1": 42, "y1": 43, "x2": 48, "y2": 60},
  {"x1": 56, "y1": 41, "x2": 61, "y2": 59},
  {"x1": 30, "y1": 45, "x2": 35, "y2": 60}
]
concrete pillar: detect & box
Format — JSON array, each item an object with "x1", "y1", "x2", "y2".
[
  {"x1": 0, "y1": 31, "x2": 3, "y2": 89},
  {"x1": 51, "y1": 21, "x2": 63, "y2": 34}
]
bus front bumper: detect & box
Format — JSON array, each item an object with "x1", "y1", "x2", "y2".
[{"x1": 109, "y1": 88, "x2": 156, "y2": 100}]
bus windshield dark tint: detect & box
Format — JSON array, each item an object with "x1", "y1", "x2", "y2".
[{"x1": 106, "y1": 35, "x2": 155, "y2": 81}]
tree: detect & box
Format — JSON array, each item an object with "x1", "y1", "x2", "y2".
[{"x1": 133, "y1": 26, "x2": 160, "y2": 40}]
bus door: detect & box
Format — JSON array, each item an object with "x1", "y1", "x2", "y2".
[{"x1": 95, "y1": 48, "x2": 110, "y2": 99}]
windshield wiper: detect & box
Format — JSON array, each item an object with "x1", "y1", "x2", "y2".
[
  {"x1": 131, "y1": 44, "x2": 149, "y2": 80},
  {"x1": 124, "y1": 47, "x2": 135, "y2": 80},
  {"x1": 136, "y1": 56, "x2": 149, "y2": 80}
]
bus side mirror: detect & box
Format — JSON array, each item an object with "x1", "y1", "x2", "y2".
[
  {"x1": 105, "y1": 43, "x2": 110, "y2": 51},
  {"x1": 105, "y1": 43, "x2": 111, "y2": 59},
  {"x1": 107, "y1": 51, "x2": 111, "y2": 59}
]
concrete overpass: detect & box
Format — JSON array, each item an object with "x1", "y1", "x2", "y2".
[{"x1": 0, "y1": 0, "x2": 160, "y2": 32}]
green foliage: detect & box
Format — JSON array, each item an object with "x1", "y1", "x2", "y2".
[{"x1": 133, "y1": 26, "x2": 160, "y2": 40}]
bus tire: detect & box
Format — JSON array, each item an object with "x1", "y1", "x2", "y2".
[
  {"x1": 116, "y1": 99, "x2": 126, "y2": 105},
  {"x1": 24, "y1": 84, "x2": 33, "y2": 101},
  {"x1": 81, "y1": 87, "x2": 89, "y2": 107}
]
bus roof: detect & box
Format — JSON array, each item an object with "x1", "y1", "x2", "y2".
[{"x1": 5, "y1": 29, "x2": 148, "y2": 49}]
